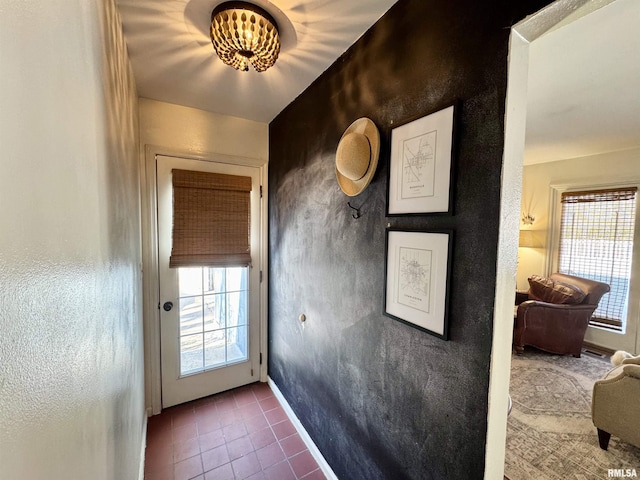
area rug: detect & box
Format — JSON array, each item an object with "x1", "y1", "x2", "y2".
[{"x1": 505, "y1": 350, "x2": 640, "y2": 480}]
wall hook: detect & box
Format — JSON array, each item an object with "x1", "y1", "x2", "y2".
[{"x1": 347, "y1": 202, "x2": 361, "y2": 219}]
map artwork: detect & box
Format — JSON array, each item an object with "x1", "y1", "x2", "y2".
[
  {"x1": 401, "y1": 130, "x2": 436, "y2": 200},
  {"x1": 397, "y1": 247, "x2": 432, "y2": 313}
]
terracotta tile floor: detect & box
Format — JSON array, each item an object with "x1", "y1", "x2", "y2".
[{"x1": 144, "y1": 382, "x2": 326, "y2": 480}]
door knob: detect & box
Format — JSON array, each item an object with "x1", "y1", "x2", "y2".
[{"x1": 163, "y1": 301, "x2": 173, "y2": 312}]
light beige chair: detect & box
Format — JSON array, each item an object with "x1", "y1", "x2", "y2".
[{"x1": 592, "y1": 356, "x2": 640, "y2": 450}]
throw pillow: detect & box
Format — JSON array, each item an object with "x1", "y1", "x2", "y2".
[
  {"x1": 528, "y1": 275, "x2": 586, "y2": 304},
  {"x1": 527, "y1": 275, "x2": 553, "y2": 301}
]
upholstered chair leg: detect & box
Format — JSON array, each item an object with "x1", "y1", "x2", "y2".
[
  {"x1": 572, "y1": 342, "x2": 582, "y2": 357},
  {"x1": 597, "y1": 428, "x2": 611, "y2": 450}
]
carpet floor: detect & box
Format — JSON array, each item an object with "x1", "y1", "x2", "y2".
[{"x1": 505, "y1": 349, "x2": 640, "y2": 480}]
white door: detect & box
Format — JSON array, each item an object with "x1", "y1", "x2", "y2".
[{"x1": 156, "y1": 154, "x2": 262, "y2": 408}]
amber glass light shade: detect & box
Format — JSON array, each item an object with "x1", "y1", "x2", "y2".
[{"x1": 210, "y1": 1, "x2": 280, "y2": 72}]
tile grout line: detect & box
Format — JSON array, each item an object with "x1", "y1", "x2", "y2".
[
  {"x1": 234, "y1": 385, "x2": 302, "y2": 479},
  {"x1": 268, "y1": 377, "x2": 338, "y2": 480},
  {"x1": 146, "y1": 383, "x2": 325, "y2": 480},
  {"x1": 257, "y1": 390, "x2": 310, "y2": 479}
]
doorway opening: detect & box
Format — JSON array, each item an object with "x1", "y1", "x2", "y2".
[{"x1": 485, "y1": 0, "x2": 638, "y2": 477}]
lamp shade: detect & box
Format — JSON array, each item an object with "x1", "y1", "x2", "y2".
[{"x1": 519, "y1": 230, "x2": 542, "y2": 248}]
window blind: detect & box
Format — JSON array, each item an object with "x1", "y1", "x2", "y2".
[
  {"x1": 559, "y1": 187, "x2": 637, "y2": 330},
  {"x1": 170, "y1": 169, "x2": 252, "y2": 268}
]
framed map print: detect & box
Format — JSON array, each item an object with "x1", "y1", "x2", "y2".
[
  {"x1": 384, "y1": 229, "x2": 452, "y2": 339},
  {"x1": 387, "y1": 104, "x2": 455, "y2": 215}
]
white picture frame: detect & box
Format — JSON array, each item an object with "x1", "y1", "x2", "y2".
[
  {"x1": 384, "y1": 229, "x2": 452, "y2": 339},
  {"x1": 387, "y1": 104, "x2": 455, "y2": 215}
]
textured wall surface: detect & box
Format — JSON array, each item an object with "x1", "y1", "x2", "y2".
[
  {"x1": 268, "y1": 0, "x2": 551, "y2": 478},
  {"x1": 139, "y1": 98, "x2": 269, "y2": 160},
  {"x1": 0, "y1": 0, "x2": 145, "y2": 479}
]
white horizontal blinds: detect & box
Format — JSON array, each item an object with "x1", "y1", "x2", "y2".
[
  {"x1": 170, "y1": 169, "x2": 252, "y2": 268},
  {"x1": 559, "y1": 187, "x2": 637, "y2": 330}
]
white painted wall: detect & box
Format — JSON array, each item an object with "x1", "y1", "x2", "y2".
[
  {"x1": 0, "y1": 0, "x2": 145, "y2": 478},
  {"x1": 137, "y1": 99, "x2": 268, "y2": 413},
  {"x1": 139, "y1": 98, "x2": 268, "y2": 160},
  {"x1": 517, "y1": 147, "x2": 640, "y2": 352}
]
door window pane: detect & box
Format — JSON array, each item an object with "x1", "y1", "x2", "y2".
[
  {"x1": 204, "y1": 267, "x2": 225, "y2": 295},
  {"x1": 227, "y1": 291, "x2": 247, "y2": 328},
  {"x1": 180, "y1": 296, "x2": 203, "y2": 335},
  {"x1": 204, "y1": 330, "x2": 226, "y2": 369},
  {"x1": 226, "y1": 267, "x2": 247, "y2": 293},
  {"x1": 179, "y1": 267, "x2": 203, "y2": 296},
  {"x1": 181, "y1": 333, "x2": 204, "y2": 375},
  {"x1": 178, "y1": 266, "x2": 249, "y2": 376},
  {"x1": 227, "y1": 326, "x2": 248, "y2": 363},
  {"x1": 204, "y1": 294, "x2": 225, "y2": 331}
]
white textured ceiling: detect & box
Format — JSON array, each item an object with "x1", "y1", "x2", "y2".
[
  {"x1": 116, "y1": 0, "x2": 399, "y2": 123},
  {"x1": 525, "y1": 0, "x2": 640, "y2": 164}
]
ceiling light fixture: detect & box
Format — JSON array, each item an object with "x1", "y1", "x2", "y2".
[{"x1": 210, "y1": 1, "x2": 280, "y2": 73}]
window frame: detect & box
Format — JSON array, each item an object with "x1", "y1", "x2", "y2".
[{"x1": 548, "y1": 181, "x2": 640, "y2": 332}]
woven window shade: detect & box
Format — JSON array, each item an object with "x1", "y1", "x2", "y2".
[
  {"x1": 559, "y1": 187, "x2": 637, "y2": 330},
  {"x1": 170, "y1": 169, "x2": 252, "y2": 268}
]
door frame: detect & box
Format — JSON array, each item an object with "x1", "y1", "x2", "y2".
[
  {"x1": 485, "y1": 0, "x2": 617, "y2": 478},
  {"x1": 141, "y1": 144, "x2": 269, "y2": 415}
]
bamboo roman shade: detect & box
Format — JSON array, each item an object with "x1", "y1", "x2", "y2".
[
  {"x1": 559, "y1": 187, "x2": 637, "y2": 330},
  {"x1": 170, "y1": 169, "x2": 252, "y2": 268}
]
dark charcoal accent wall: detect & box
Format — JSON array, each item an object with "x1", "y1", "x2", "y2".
[{"x1": 268, "y1": 1, "x2": 551, "y2": 478}]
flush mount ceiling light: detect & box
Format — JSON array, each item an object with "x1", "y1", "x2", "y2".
[{"x1": 210, "y1": 1, "x2": 280, "y2": 72}]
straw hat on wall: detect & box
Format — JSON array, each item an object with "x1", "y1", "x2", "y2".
[{"x1": 335, "y1": 118, "x2": 380, "y2": 196}]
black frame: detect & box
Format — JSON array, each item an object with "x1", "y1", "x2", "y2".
[
  {"x1": 383, "y1": 228, "x2": 453, "y2": 340},
  {"x1": 385, "y1": 101, "x2": 459, "y2": 217}
]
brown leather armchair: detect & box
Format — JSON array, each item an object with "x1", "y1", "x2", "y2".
[{"x1": 514, "y1": 273, "x2": 610, "y2": 357}]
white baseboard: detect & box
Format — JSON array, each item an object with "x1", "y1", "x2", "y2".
[
  {"x1": 138, "y1": 414, "x2": 148, "y2": 480},
  {"x1": 268, "y1": 377, "x2": 338, "y2": 480}
]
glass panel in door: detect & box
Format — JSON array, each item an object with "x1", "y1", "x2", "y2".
[{"x1": 178, "y1": 267, "x2": 248, "y2": 375}]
